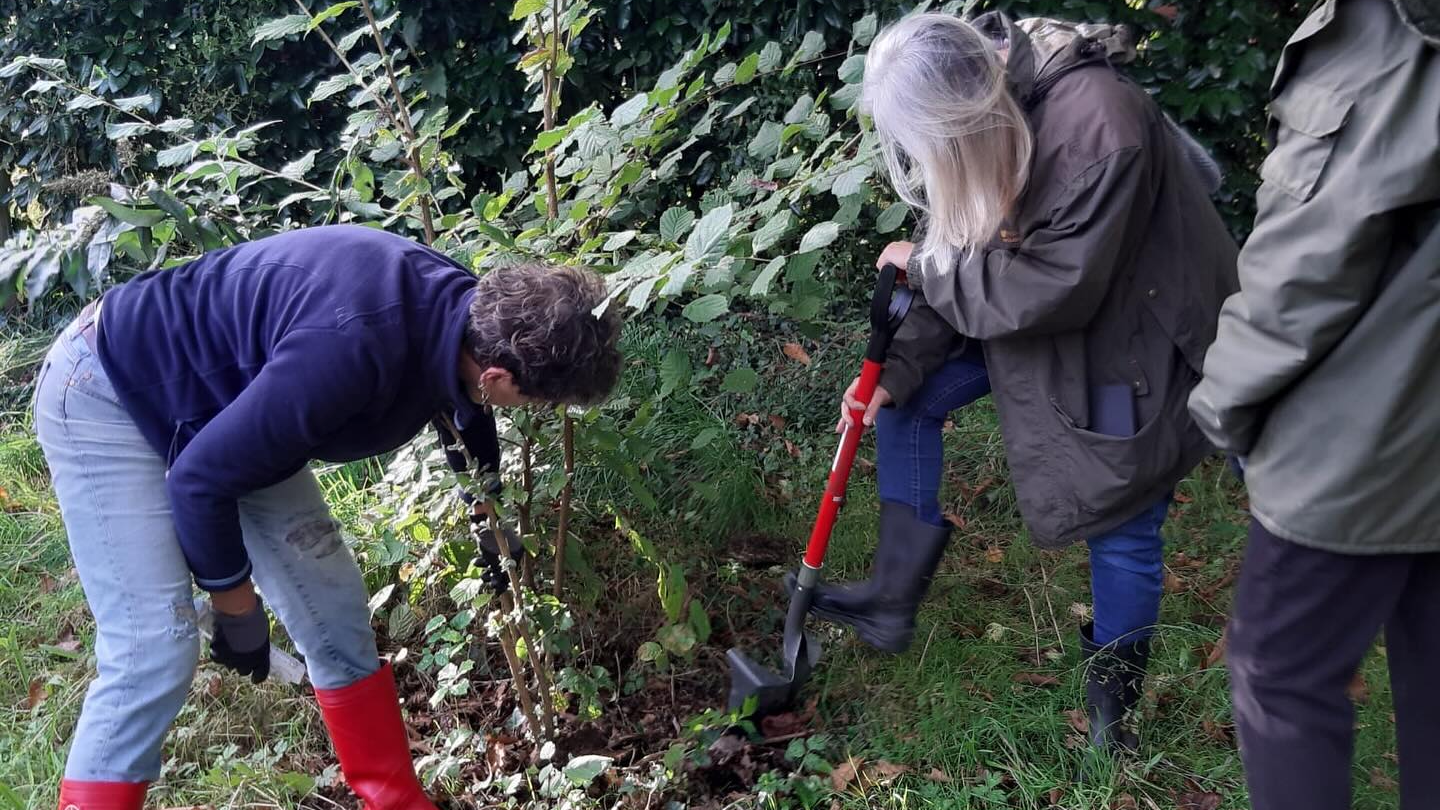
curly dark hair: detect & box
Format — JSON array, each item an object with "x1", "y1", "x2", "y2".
[{"x1": 466, "y1": 263, "x2": 623, "y2": 405}]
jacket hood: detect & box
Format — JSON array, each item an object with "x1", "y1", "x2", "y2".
[{"x1": 971, "y1": 11, "x2": 1109, "y2": 109}]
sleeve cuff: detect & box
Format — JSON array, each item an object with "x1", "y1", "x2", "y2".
[{"x1": 195, "y1": 560, "x2": 253, "y2": 592}]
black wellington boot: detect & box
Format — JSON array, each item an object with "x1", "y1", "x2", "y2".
[
  {"x1": 783, "y1": 501, "x2": 950, "y2": 653},
  {"x1": 1080, "y1": 622, "x2": 1150, "y2": 753}
]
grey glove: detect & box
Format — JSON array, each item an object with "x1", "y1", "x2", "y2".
[{"x1": 211, "y1": 595, "x2": 271, "y2": 684}]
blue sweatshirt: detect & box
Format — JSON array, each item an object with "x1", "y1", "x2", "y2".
[{"x1": 95, "y1": 225, "x2": 498, "y2": 591}]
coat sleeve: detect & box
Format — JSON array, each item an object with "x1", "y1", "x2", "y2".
[
  {"x1": 916, "y1": 145, "x2": 1148, "y2": 341},
  {"x1": 432, "y1": 411, "x2": 501, "y2": 476},
  {"x1": 166, "y1": 331, "x2": 377, "y2": 591},
  {"x1": 879, "y1": 289, "x2": 960, "y2": 407},
  {"x1": 1188, "y1": 62, "x2": 1440, "y2": 455}
]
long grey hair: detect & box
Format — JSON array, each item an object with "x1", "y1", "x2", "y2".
[{"x1": 861, "y1": 13, "x2": 1033, "y2": 277}]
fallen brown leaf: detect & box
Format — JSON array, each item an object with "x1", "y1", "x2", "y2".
[
  {"x1": 734, "y1": 412, "x2": 761, "y2": 427},
  {"x1": 1176, "y1": 791, "x2": 1222, "y2": 810},
  {"x1": 1064, "y1": 708, "x2": 1089, "y2": 734},
  {"x1": 783, "y1": 439, "x2": 801, "y2": 458},
  {"x1": 705, "y1": 347, "x2": 718, "y2": 366},
  {"x1": 1164, "y1": 571, "x2": 1186, "y2": 593},
  {"x1": 707, "y1": 732, "x2": 746, "y2": 765},
  {"x1": 782, "y1": 342, "x2": 812, "y2": 366},
  {"x1": 26, "y1": 678, "x2": 46, "y2": 710},
  {"x1": 39, "y1": 574, "x2": 57, "y2": 594},
  {"x1": 1110, "y1": 795, "x2": 1137, "y2": 810},
  {"x1": 1370, "y1": 768, "x2": 1398, "y2": 791},
  {"x1": 866, "y1": 760, "x2": 909, "y2": 783},
  {"x1": 759, "y1": 711, "x2": 808, "y2": 739},
  {"x1": 1049, "y1": 787, "x2": 1064, "y2": 805},
  {"x1": 943, "y1": 512, "x2": 966, "y2": 530},
  {"x1": 1173, "y1": 491, "x2": 1194, "y2": 504},
  {"x1": 985, "y1": 545, "x2": 1005, "y2": 564},
  {"x1": 1205, "y1": 628, "x2": 1228, "y2": 668},
  {"x1": 1347, "y1": 672, "x2": 1370, "y2": 704},
  {"x1": 830, "y1": 757, "x2": 863, "y2": 792},
  {"x1": 767, "y1": 414, "x2": 787, "y2": 430},
  {"x1": 1201, "y1": 719, "x2": 1232, "y2": 744},
  {"x1": 1012, "y1": 672, "x2": 1061, "y2": 688},
  {"x1": 204, "y1": 673, "x2": 223, "y2": 699},
  {"x1": 926, "y1": 768, "x2": 952, "y2": 784}
]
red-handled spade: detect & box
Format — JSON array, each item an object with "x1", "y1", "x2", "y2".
[{"x1": 725, "y1": 263, "x2": 914, "y2": 716}]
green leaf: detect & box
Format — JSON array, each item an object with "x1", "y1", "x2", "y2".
[
  {"x1": 838, "y1": 54, "x2": 866, "y2": 84},
  {"x1": 853, "y1": 13, "x2": 879, "y2": 46},
  {"x1": 830, "y1": 164, "x2": 872, "y2": 198},
  {"x1": 721, "y1": 367, "x2": 759, "y2": 394},
  {"x1": 307, "y1": 1, "x2": 358, "y2": 30},
  {"x1": 387, "y1": 602, "x2": 419, "y2": 641},
  {"x1": 563, "y1": 754, "x2": 613, "y2": 785},
  {"x1": 367, "y1": 584, "x2": 396, "y2": 617},
  {"x1": 156, "y1": 142, "x2": 199, "y2": 168},
  {"x1": 750, "y1": 256, "x2": 787, "y2": 296},
  {"x1": 876, "y1": 202, "x2": 910, "y2": 234},
  {"x1": 734, "y1": 52, "x2": 761, "y2": 85},
  {"x1": 798, "y1": 222, "x2": 841, "y2": 254},
  {"x1": 682, "y1": 294, "x2": 729, "y2": 323},
  {"x1": 309, "y1": 73, "x2": 355, "y2": 104},
  {"x1": 711, "y1": 21, "x2": 732, "y2": 51},
  {"x1": 603, "y1": 230, "x2": 637, "y2": 251},
  {"x1": 156, "y1": 118, "x2": 195, "y2": 134},
  {"x1": 510, "y1": 0, "x2": 546, "y2": 19},
  {"x1": 112, "y1": 93, "x2": 154, "y2": 112},
  {"x1": 625, "y1": 276, "x2": 663, "y2": 310},
  {"x1": 659, "y1": 348, "x2": 691, "y2": 397},
  {"x1": 659, "y1": 207, "x2": 695, "y2": 243},
  {"x1": 88, "y1": 197, "x2": 167, "y2": 227},
  {"x1": 280, "y1": 150, "x2": 317, "y2": 181},
  {"x1": 786, "y1": 31, "x2": 826, "y2": 73},
  {"x1": 713, "y1": 62, "x2": 738, "y2": 85},
  {"x1": 638, "y1": 640, "x2": 665, "y2": 662},
  {"x1": 276, "y1": 190, "x2": 326, "y2": 212},
  {"x1": 610, "y1": 93, "x2": 649, "y2": 127},
  {"x1": 105, "y1": 121, "x2": 152, "y2": 140},
  {"x1": 684, "y1": 204, "x2": 733, "y2": 265},
  {"x1": 147, "y1": 188, "x2": 201, "y2": 244},
  {"x1": 828, "y1": 82, "x2": 862, "y2": 112},
  {"x1": 752, "y1": 211, "x2": 792, "y2": 254},
  {"x1": 748, "y1": 121, "x2": 783, "y2": 161},
  {"x1": 757, "y1": 41, "x2": 784, "y2": 73},
  {"x1": 251, "y1": 14, "x2": 310, "y2": 45},
  {"x1": 724, "y1": 97, "x2": 758, "y2": 121},
  {"x1": 783, "y1": 94, "x2": 815, "y2": 125},
  {"x1": 657, "y1": 622, "x2": 697, "y2": 656},
  {"x1": 689, "y1": 600, "x2": 712, "y2": 645},
  {"x1": 659, "y1": 563, "x2": 687, "y2": 622},
  {"x1": 23, "y1": 78, "x2": 63, "y2": 95},
  {"x1": 65, "y1": 94, "x2": 104, "y2": 112},
  {"x1": 690, "y1": 427, "x2": 721, "y2": 450}
]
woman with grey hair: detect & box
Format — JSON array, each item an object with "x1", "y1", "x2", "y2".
[{"x1": 801, "y1": 12, "x2": 1238, "y2": 751}]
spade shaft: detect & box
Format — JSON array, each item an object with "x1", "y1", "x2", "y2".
[{"x1": 725, "y1": 263, "x2": 912, "y2": 716}]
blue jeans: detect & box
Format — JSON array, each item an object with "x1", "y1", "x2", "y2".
[
  {"x1": 32, "y1": 318, "x2": 380, "y2": 783},
  {"x1": 875, "y1": 347, "x2": 1168, "y2": 646}
]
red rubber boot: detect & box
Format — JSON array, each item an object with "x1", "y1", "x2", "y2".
[
  {"x1": 56, "y1": 780, "x2": 147, "y2": 810},
  {"x1": 315, "y1": 662, "x2": 438, "y2": 810}
]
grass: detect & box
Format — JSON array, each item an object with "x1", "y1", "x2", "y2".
[{"x1": 0, "y1": 316, "x2": 1404, "y2": 809}]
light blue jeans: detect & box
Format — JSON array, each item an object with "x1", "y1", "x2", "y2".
[{"x1": 32, "y1": 317, "x2": 380, "y2": 783}]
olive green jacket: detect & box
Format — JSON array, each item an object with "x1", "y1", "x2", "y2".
[
  {"x1": 1188, "y1": 0, "x2": 1440, "y2": 553},
  {"x1": 883, "y1": 14, "x2": 1238, "y2": 548}
]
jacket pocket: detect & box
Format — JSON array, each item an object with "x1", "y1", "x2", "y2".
[{"x1": 1260, "y1": 79, "x2": 1353, "y2": 202}]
